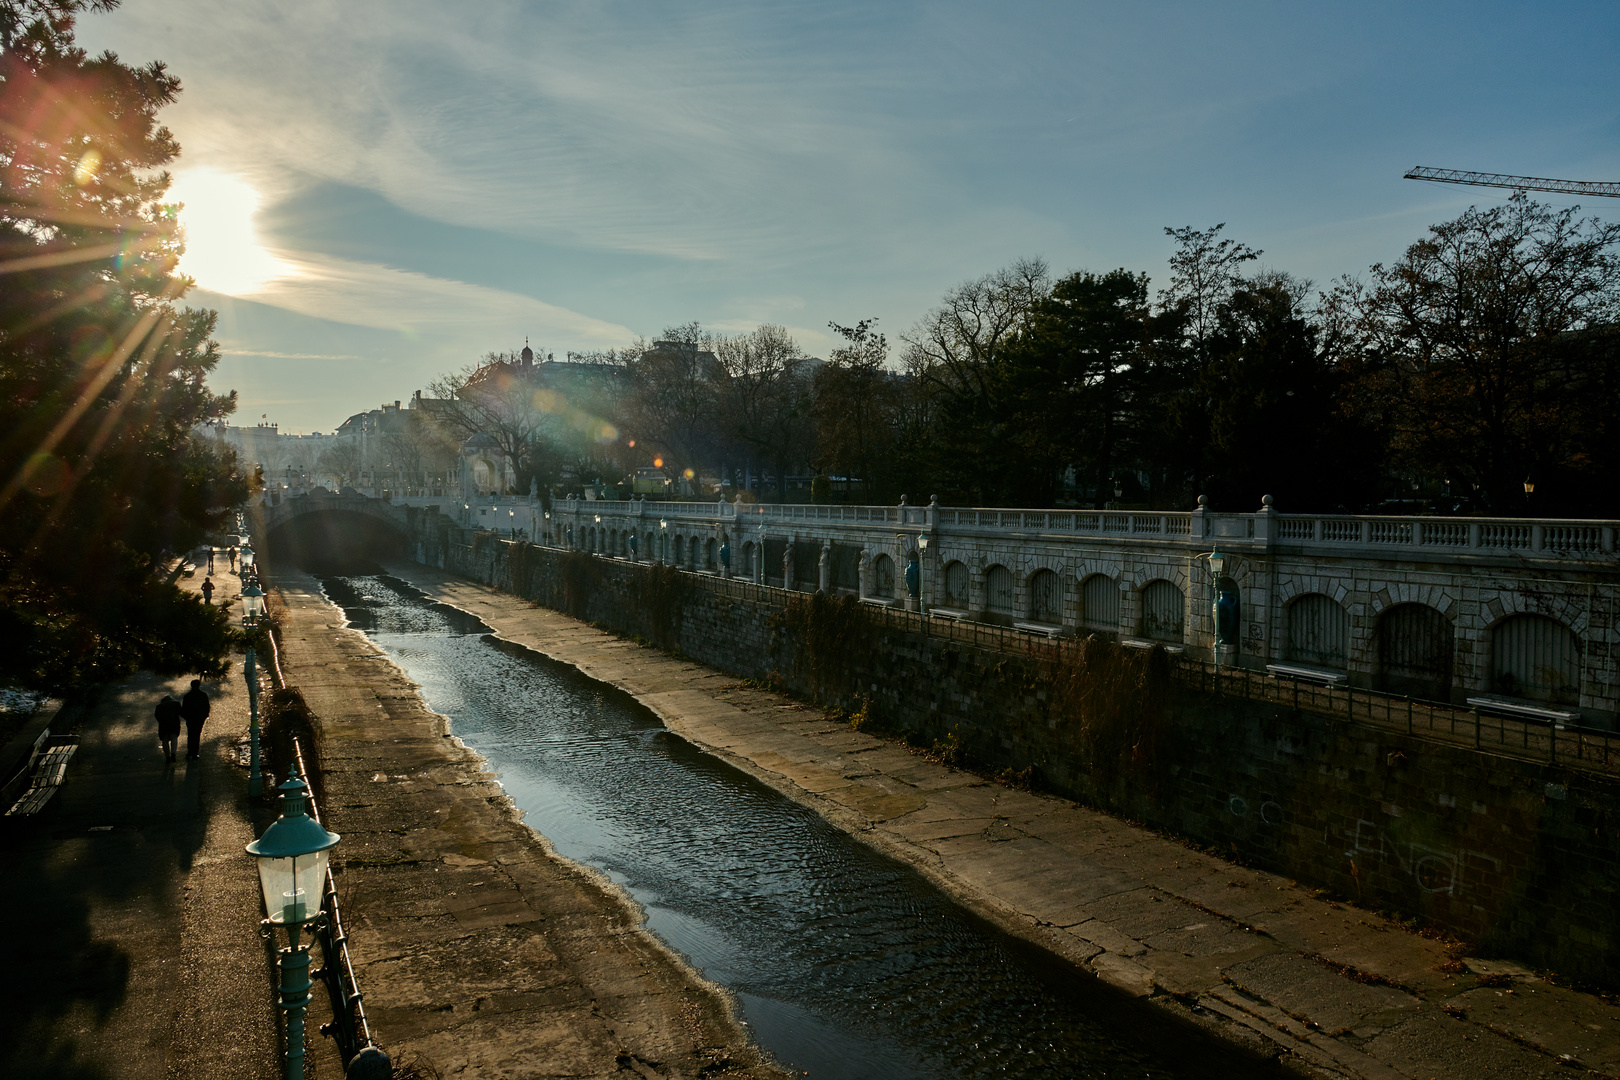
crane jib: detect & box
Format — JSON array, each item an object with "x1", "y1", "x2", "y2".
[{"x1": 1404, "y1": 166, "x2": 1620, "y2": 198}]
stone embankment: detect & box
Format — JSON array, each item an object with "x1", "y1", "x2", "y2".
[
  {"x1": 369, "y1": 559, "x2": 1620, "y2": 1080},
  {"x1": 272, "y1": 565, "x2": 786, "y2": 1080}
]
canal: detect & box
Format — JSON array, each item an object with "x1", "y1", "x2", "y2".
[{"x1": 322, "y1": 574, "x2": 1282, "y2": 1080}]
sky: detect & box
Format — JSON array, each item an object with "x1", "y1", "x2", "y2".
[{"x1": 79, "y1": 0, "x2": 1620, "y2": 435}]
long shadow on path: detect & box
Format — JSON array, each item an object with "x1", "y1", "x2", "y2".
[{"x1": 0, "y1": 673, "x2": 280, "y2": 1080}]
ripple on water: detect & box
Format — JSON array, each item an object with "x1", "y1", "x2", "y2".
[{"x1": 323, "y1": 575, "x2": 1284, "y2": 1080}]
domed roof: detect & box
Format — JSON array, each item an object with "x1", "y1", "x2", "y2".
[
  {"x1": 520, "y1": 343, "x2": 534, "y2": 363},
  {"x1": 462, "y1": 433, "x2": 500, "y2": 452}
]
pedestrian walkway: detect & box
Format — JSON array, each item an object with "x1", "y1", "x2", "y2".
[
  {"x1": 0, "y1": 553, "x2": 306, "y2": 1080},
  {"x1": 383, "y1": 559, "x2": 1620, "y2": 1080}
]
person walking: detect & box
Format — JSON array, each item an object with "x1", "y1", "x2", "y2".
[
  {"x1": 155, "y1": 694, "x2": 182, "y2": 763},
  {"x1": 207, "y1": 547, "x2": 215, "y2": 573},
  {"x1": 180, "y1": 679, "x2": 211, "y2": 761},
  {"x1": 200, "y1": 576, "x2": 215, "y2": 604},
  {"x1": 229, "y1": 546, "x2": 237, "y2": 572}
]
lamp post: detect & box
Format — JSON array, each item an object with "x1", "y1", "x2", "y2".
[
  {"x1": 916, "y1": 533, "x2": 930, "y2": 620},
  {"x1": 246, "y1": 765, "x2": 340, "y2": 1080},
  {"x1": 898, "y1": 532, "x2": 920, "y2": 623},
  {"x1": 660, "y1": 519, "x2": 668, "y2": 564},
  {"x1": 240, "y1": 541, "x2": 256, "y2": 580},
  {"x1": 1198, "y1": 545, "x2": 1226, "y2": 685},
  {"x1": 241, "y1": 582, "x2": 266, "y2": 797}
]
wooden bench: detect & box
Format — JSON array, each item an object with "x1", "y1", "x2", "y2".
[
  {"x1": 4, "y1": 734, "x2": 78, "y2": 818},
  {"x1": 1466, "y1": 695, "x2": 1581, "y2": 727},
  {"x1": 1013, "y1": 621, "x2": 1065, "y2": 640},
  {"x1": 1266, "y1": 663, "x2": 1348, "y2": 686}
]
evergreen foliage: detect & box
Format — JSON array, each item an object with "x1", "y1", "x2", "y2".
[{"x1": 0, "y1": 0, "x2": 246, "y2": 693}]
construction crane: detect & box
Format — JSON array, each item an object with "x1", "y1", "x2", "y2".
[{"x1": 1404, "y1": 165, "x2": 1620, "y2": 198}]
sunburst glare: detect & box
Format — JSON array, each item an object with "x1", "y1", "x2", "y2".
[{"x1": 167, "y1": 169, "x2": 295, "y2": 295}]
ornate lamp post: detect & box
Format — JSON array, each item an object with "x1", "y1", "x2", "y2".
[
  {"x1": 240, "y1": 541, "x2": 256, "y2": 582},
  {"x1": 916, "y1": 533, "x2": 930, "y2": 619},
  {"x1": 241, "y1": 582, "x2": 266, "y2": 797},
  {"x1": 1198, "y1": 545, "x2": 1226, "y2": 683},
  {"x1": 660, "y1": 519, "x2": 668, "y2": 564},
  {"x1": 246, "y1": 765, "x2": 340, "y2": 1080}
]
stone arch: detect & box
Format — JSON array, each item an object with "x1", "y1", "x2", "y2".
[
  {"x1": 872, "y1": 553, "x2": 896, "y2": 599},
  {"x1": 1488, "y1": 613, "x2": 1580, "y2": 705},
  {"x1": 941, "y1": 560, "x2": 970, "y2": 608},
  {"x1": 1368, "y1": 582, "x2": 1458, "y2": 623},
  {"x1": 1138, "y1": 578, "x2": 1184, "y2": 642},
  {"x1": 1376, "y1": 603, "x2": 1454, "y2": 700},
  {"x1": 1478, "y1": 589, "x2": 1590, "y2": 638},
  {"x1": 1027, "y1": 568, "x2": 1062, "y2": 623},
  {"x1": 1079, "y1": 572, "x2": 1120, "y2": 633},
  {"x1": 1285, "y1": 593, "x2": 1350, "y2": 669}
]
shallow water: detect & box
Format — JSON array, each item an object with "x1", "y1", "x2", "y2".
[{"x1": 323, "y1": 574, "x2": 1278, "y2": 1080}]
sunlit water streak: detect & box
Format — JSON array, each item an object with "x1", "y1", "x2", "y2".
[{"x1": 323, "y1": 575, "x2": 1278, "y2": 1080}]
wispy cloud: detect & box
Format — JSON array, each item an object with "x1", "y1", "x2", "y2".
[
  {"x1": 216, "y1": 349, "x2": 364, "y2": 361},
  {"x1": 240, "y1": 249, "x2": 633, "y2": 346}
]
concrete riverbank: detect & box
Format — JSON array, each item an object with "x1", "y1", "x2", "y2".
[
  {"x1": 272, "y1": 565, "x2": 788, "y2": 1079},
  {"x1": 369, "y1": 559, "x2": 1620, "y2": 1080}
]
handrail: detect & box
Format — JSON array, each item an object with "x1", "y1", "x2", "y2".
[{"x1": 292, "y1": 737, "x2": 376, "y2": 1064}]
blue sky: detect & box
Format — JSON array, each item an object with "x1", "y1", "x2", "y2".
[{"x1": 80, "y1": 1, "x2": 1620, "y2": 434}]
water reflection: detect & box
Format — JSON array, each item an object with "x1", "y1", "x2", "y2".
[{"x1": 323, "y1": 575, "x2": 1279, "y2": 1080}]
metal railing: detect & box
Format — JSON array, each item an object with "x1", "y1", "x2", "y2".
[
  {"x1": 1174, "y1": 659, "x2": 1620, "y2": 775},
  {"x1": 292, "y1": 738, "x2": 376, "y2": 1067}
]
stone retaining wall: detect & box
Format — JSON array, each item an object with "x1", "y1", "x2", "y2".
[{"x1": 413, "y1": 519, "x2": 1620, "y2": 988}]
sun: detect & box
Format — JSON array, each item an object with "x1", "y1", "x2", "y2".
[{"x1": 167, "y1": 169, "x2": 295, "y2": 295}]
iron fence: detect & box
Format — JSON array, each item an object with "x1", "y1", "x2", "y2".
[{"x1": 292, "y1": 737, "x2": 377, "y2": 1068}]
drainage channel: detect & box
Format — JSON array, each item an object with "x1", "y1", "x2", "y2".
[{"x1": 322, "y1": 574, "x2": 1282, "y2": 1080}]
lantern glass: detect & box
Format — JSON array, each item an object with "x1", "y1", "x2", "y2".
[
  {"x1": 1209, "y1": 553, "x2": 1225, "y2": 576},
  {"x1": 241, "y1": 588, "x2": 266, "y2": 623},
  {"x1": 255, "y1": 848, "x2": 331, "y2": 925}
]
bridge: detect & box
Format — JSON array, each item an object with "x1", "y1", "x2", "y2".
[{"x1": 251, "y1": 488, "x2": 411, "y2": 570}]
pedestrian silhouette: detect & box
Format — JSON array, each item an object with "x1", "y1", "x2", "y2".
[
  {"x1": 180, "y1": 679, "x2": 211, "y2": 761},
  {"x1": 200, "y1": 577, "x2": 214, "y2": 604},
  {"x1": 155, "y1": 694, "x2": 182, "y2": 763},
  {"x1": 207, "y1": 548, "x2": 216, "y2": 573}
]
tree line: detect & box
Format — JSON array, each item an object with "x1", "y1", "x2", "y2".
[{"x1": 411, "y1": 199, "x2": 1619, "y2": 519}]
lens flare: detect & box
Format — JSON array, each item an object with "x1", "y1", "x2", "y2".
[
  {"x1": 653, "y1": 457, "x2": 664, "y2": 468},
  {"x1": 73, "y1": 149, "x2": 101, "y2": 186}
]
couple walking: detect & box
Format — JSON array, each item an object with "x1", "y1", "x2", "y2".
[{"x1": 155, "y1": 680, "x2": 211, "y2": 763}]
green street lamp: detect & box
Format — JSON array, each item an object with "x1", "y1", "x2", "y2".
[
  {"x1": 241, "y1": 582, "x2": 266, "y2": 797},
  {"x1": 246, "y1": 765, "x2": 340, "y2": 1080},
  {"x1": 240, "y1": 542, "x2": 256, "y2": 576},
  {"x1": 916, "y1": 533, "x2": 930, "y2": 620},
  {"x1": 1200, "y1": 544, "x2": 1226, "y2": 684}
]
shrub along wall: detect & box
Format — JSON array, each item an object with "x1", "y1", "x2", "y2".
[{"x1": 414, "y1": 517, "x2": 1620, "y2": 988}]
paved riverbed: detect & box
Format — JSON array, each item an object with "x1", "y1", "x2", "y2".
[{"x1": 358, "y1": 559, "x2": 1620, "y2": 1080}]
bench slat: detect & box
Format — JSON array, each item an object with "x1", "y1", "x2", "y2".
[{"x1": 6, "y1": 785, "x2": 58, "y2": 816}]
